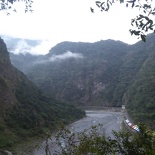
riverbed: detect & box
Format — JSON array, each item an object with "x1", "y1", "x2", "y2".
[{"x1": 32, "y1": 110, "x2": 122, "y2": 155}]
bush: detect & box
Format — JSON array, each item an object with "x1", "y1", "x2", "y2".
[{"x1": 53, "y1": 124, "x2": 155, "y2": 155}]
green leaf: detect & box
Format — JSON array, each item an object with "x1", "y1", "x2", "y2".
[
  {"x1": 141, "y1": 34, "x2": 146, "y2": 42},
  {"x1": 106, "y1": 2, "x2": 110, "y2": 11},
  {"x1": 96, "y1": 1, "x2": 101, "y2": 7},
  {"x1": 139, "y1": 14, "x2": 144, "y2": 18}
]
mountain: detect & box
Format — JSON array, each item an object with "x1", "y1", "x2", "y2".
[
  {"x1": 1, "y1": 35, "x2": 41, "y2": 54},
  {"x1": 122, "y1": 34, "x2": 155, "y2": 128},
  {"x1": 10, "y1": 53, "x2": 42, "y2": 73},
  {"x1": 9, "y1": 35, "x2": 155, "y2": 130},
  {"x1": 17, "y1": 40, "x2": 129, "y2": 106},
  {"x1": 0, "y1": 38, "x2": 85, "y2": 149}
]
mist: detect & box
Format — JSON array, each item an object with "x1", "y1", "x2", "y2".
[
  {"x1": 33, "y1": 51, "x2": 83, "y2": 65},
  {"x1": 49, "y1": 51, "x2": 83, "y2": 61},
  {"x1": 4, "y1": 37, "x2": 53, "y2": 55}
]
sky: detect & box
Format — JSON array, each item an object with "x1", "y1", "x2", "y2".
[{"x1": 0, "y1": 0, "x2": 144, "y2": 54}]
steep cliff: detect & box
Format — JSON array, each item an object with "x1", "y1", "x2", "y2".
[
  {"x1": 122, "y1": 34, "x2": 155, "y2": 129},
  {"x1": 0, "y1": 38, "x2": 18, "y2": 117},
  {"x1": 0, "y1": 38, "x2": 85, "y2": 149}
]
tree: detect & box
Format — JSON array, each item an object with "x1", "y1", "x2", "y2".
[
  {"x1": 55, "y1": 124, "x2": 155, "y2": 155},
  {"x1": 0, "y1": 0, "x2": 33, "y2": 13},
  {"x1": 91, "y1": 0, "x2": 155, "y2": 42}
]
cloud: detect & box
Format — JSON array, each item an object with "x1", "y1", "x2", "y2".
[
  {"x1": 10, "y1": 39, "x2": 32, "y2": 55},
  {"x1": 0, "y1": 0, "x2": 140, "y2": 49},
  {"x1": 30, "y1": 40, "x2": 54, "y2": 55},
  {"x1": 9, "y1": 39, "x2": 53, "y2": 55},
  {"x1": 49, "y1": 51, "x2": 83, "y2": 62},
  {"x1": 34, "y1": 51, "x2": 83, "y2": 65}
]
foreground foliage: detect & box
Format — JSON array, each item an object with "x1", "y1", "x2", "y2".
[
  {"x1": 54, "y1": 124, "x2": 155, "y2": 155},
  {"x1": 91, "y1": 0, "x2": 155, "y2": 41},
  {"x1": 0, "y1": 0, "x2": 33, "y2": 13}
]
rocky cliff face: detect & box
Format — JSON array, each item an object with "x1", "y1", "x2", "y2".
[{"x1": 0, "y1": 38, "x2": 18, "y2": 117}]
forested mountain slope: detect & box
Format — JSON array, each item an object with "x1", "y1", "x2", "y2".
[
  {"x1": 0, "y1": 38, "x2": 85, "y2": 149},
  {"x1": 10, "y1": 53, "x2": 42, "y2": 73},
  {"x1": 10, "y1": 34, "x2": 155, "y2": 129},
  {"x1": 122, "y1": 34, "x2": 155, "y2": 129},
  {"x1": 17, "y1": 40, "x2": 129, "y2": 106}
]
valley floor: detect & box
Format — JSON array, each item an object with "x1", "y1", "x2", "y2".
[{"x1": 32, "y1": 110, "x2": 122, "y2": 155}]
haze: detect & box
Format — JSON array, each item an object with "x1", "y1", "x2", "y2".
[{"x1": 0, "y1": 0, "x2": 141, "y2": 54}]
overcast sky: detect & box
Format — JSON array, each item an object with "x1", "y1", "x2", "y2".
[{"x1": 0, "y1": 0, "x2": 143, "y2": 54}]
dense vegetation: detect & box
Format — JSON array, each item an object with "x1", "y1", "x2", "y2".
[
  {"x1": 10, "y1": 34, "x2": 155, "y2": 130},
  {"x1": 0, "y1": 38, "x2": 85, "y2": 149},
  {"x1": 124, "y1": 35, "x2": 155, "y2": 129},
  {"x1": 54, "y1": 124, "x2": 155, "y2": 155},
  {"x1": 11, "y1": 40, "x2": 129, "y2": 106},
  {"x1": 92, "y1": 0, "x2": 155, "y2": 42}
]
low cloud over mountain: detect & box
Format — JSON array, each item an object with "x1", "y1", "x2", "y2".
[
  {"x1": 33, "y1": 51, "x2": 83, "y2": 65},
  {"x1": 49, "y1": 51, "x2": 83, "y2": 61},
  {"x1": 1, "y1": 35, "x2": 53, "y2": 55}
]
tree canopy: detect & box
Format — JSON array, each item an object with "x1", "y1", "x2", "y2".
[
  {"x1": 91, "y1": 0, "x2": 155, "y2": 42},
  {"x1": 54, "y1": 124, "x2": 155, "y2": 155},
  {"x1": 0, "y1": 0, "x2": 33, "y2": 13}
]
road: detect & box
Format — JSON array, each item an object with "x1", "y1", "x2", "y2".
[{"x1": 32, "y1": 110, "x2": 122, "y2": 155}]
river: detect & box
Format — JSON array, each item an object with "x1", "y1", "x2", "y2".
[{"x1": 32, "y1": 110, "x2": 122, "y2": 155}]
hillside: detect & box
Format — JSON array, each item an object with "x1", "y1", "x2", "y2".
[
  {"x1": 0, "y1": 38, "x2": 85, "y2": 149},
  {"x1": 122, "y1": 34, "x2": 155, "y2": 129},
  {"x1": 10, "y1": 53, "x2": 42, "y2": 73},
  {"x1": 18, "y1": 40, "x2": 129, "y2": 106},
  {"x1": 9, "y1": 35, "x2": 155, "y2": 130}
]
